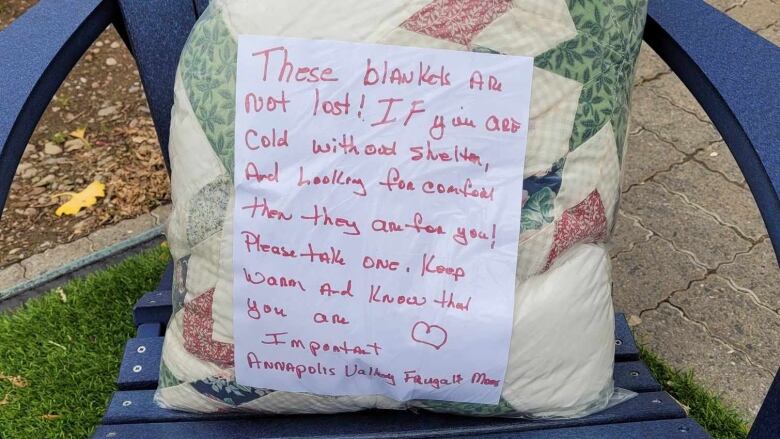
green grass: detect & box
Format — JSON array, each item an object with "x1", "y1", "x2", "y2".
[
  {"x1": 0, "y1": 245, "x2": 170, "y2": 439},
  {"x1": 0, "y1": 244, "x2": 751, "y2": 438},
  {"x1": 640, "y1": 345, "x2": 750, "y2": 439}
]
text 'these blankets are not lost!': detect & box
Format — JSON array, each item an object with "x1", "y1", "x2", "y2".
[{"x1": 232, "y1": 35, "x2": 533, "y2": 404}]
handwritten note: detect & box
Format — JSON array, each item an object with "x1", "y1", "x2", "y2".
[{"x1": 232, "y1": 36, "x2": 533, "y2": 404}]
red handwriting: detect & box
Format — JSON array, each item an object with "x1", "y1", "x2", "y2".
[
  {"x1": 300, "y1": 204, "x2": 361, "y2": 236},
  {"x1": 245, "y1": 128, "x2": 288, "y2": 149},
  {"x1": 313, "y1": 312, "x2": 350, "y2": 325},
  {"x1": 252, "y1": 46, "x2": 338, "y2": 83},
  {"x1": 405, "y1": 212, "x2": 445, "y2": 236},
  {"x1": 262, "y1": 332, "x2": 382, "y2": 357},
  {"x1": 313, "y1": 88, "x2": 350, "y2": 116},
  {"x1": 404, "y1": 370, "x2": 462, "y2": 388},
  {"x1": 410, "y1": 321, "x2": 448, "y2": 350},
  {"x1": 469, "y1": 70, "x2": 503, "y2": 92},
  {"x1": 246, "y1": 298, "x2": 288, "y2": 320},
  {"x1": 320, "y1": 281, "x2": 353, "y2": 297},
  {"x1": 240, "y1": 231, "x2": 296, "y2": 257},
  {"x1": 379, "y1": 167, "x2": 415, "y2": 192},
  {"x1": 344, "y1": 364, "x2": 396, "y2": 386},
  {"x1": 362, "y1": 255, "x2": 400, "y2": 271},
  {"x1": 453, "y1": 223, "x2": 496, "y2": 249},
  {"x1": 422, "y1": 177, "x2": 495, "y2": 201},
  {"x1": 404, "y1": 100, "x2": 426, "y2": 126},
  {"x1": 421, "y1": 253, "x2": 465, "y2": 282},
  {"x1": 245, "y1": 161, "x2": 279, "y2": 183},
  {"x1": 298, "y1": 166, "x2": 367, "y2": 197},
  {"x1": 433, "y1": 290, "x2": 471, "y2": 312},
  {"x1": 429, "y1": 115, "x2": 445, "y2": 140},
  {"x1": 471, "y1": 372, "x2": 501, "y2": 387},
  {"x1": 369, "y1": 284, "x2": 427, "y2": 307},
  {"x1": 364, "y1": 59, "x2": 451, "y2": 87},
  {"x1": 241, "y1": 197, "x2": 292, "y2": 221},
  {"x1": 452, "y1": 115, "x2": 476, "y2": 128},
  {"x1": 300, "y1": 243, "x2": 345, "y2": 265},
  {"x1": 243, "y1": 268, "x2": 306, "y2": 292},
  {"x1": 409, "y1": 141, "x2": 483, "y2": 167},
  {"x1": 380, "y1": 169, "x2": 494, "y2": 201},
  {"x1": 312, "y1": 134, "x2": 358, "y2": 155},
  {"x1": 371, "y1": 97, "x2": 402, "y2": 127},
  {"x1": 312, "y1": 135, "x2": 398, "y2": 157},
  {"x1": 247, "y1": 352, "x2": 336, "y2": 378},
  {"x1": 371, "y1": 212, "x2": 445, "y2": 235},
  {"x1": 485, "y1": 115, "x2": 521, "y2": 133},
  {"x1": 371, "y1": 218, "x2": 404, "y2": 233},
  {"x1": 244, "y1": 91, "x2": 290, "y2": 113},
  {"x1": 371, "y1": 98, "x2": 428, "y2": 127}
]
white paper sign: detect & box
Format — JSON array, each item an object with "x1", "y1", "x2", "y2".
[{"x1": 233, "y1": 35, "x2": 532, "y2": 404}]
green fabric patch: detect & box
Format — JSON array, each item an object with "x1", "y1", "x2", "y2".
[
  {"x1": 179, "y1": 6, "x2": 237, "y2": 176},
  {"x1": 535, "y1": 0, "x2": 647, "y2": 156},
  {"x1": 159, "y1": 360, "x2": 183, "y2": 388}
]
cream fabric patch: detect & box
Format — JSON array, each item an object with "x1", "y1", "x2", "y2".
[
  {"x1": 555, "y1": 123, "x2": 620, "y2": 226},
  {"x1": 473, "y1": 0, "x2": 577, "y2": 56},
  {"x1": 503, "y1": 244, "x2": 614, "y2": 417},
  {"x1": 218, "y1": 0, "x2": 428, "y2": 43}
]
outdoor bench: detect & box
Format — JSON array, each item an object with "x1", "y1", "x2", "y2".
[{"x1": 0, "y1": 0, "x2": 778, "y2": 437}]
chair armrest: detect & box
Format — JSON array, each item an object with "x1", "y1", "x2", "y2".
[
  {"x1": 644, "y1": 3, "x2": 779, "y2": 437},
  {"x1": 0, "y1": 0, "x2": 119, "y2": 218},
  {"x1": 643, "y1": 0, "x2": 780, "y2": 264}
]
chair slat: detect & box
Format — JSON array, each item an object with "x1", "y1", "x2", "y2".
[
  {"x1": 115, "y1": 0, "x2": 197, "y2": 169},
  {"x1": 615, "y1": 361, "x2": 661, "y2": 392},
  {"x1": 158, "y1": 261, "x2": 174, "y2": 290},
  {"x1": 94, "y1": 413, "x2": 704, "y2": 439},
  {"x1": 614, "y1": 313, "x2": 639, "y2": 361},
  {"x1": 133, "y1": 290, "x2": 172, "y2": 326},
  {"x1": 117, "y1": 337, "x2": 164, "y2": 390},
  {"x1": 102, "y1": 389, "x2": 683, "y2": 429},
  {"x1": 136, "y1": 323, "x2": 163, "y2": 338}
]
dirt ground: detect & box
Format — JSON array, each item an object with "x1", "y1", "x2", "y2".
[{"x1": 0, "y1": 2, "x2": 170, "y2": 269}]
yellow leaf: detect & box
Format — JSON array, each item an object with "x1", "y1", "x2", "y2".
[
  {"x1": 69, "y1": 127, "x2": 87, "y2": 140},
  {"x1": 53, "y1": 181, "x2": 105, "y2": 216},
  {"x1": 41, "y1": 414, "x2": 61, "y2": 421}
]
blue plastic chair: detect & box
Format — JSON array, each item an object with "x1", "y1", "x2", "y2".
[{"x1": 1, "y1": 1, "x2": 778, "y2": 438}]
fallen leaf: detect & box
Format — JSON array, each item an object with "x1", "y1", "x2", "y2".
[
  {"x1": 41, "y1": 414, "x2": 61, "y2": 421},
  {"x1": 52, "y1": 181, "x2": 105, "y2": 216},
  {"x1": 0, "y1": 395, "x2": 9, "y2": 406},
  {"x1": 57, "y1": 287, "x2": 67, "y2": 303},
  {"x1": 69, "y1": 127, "x2": 87, "y2": 140}
]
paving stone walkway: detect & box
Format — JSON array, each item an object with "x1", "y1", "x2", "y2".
[
  {"x1": 611, "y1": 0, "x2": 780, "y2": 420},
  {"x1": 0, "y1": 0, "x2": 776, "y2": 424},
  {"x1": 0, "y1": 205, "x2": 170, "y2": 301}
]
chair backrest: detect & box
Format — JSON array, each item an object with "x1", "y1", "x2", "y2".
[
  {"x1": 116, "y1": 0, "x2": 208, "y2": 170},
  {"x1": 193, "y1": 0, "x2": 211, "y2": 17}
]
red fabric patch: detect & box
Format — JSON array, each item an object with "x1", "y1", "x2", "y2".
[
  {"x1": 544, "y1": 190, "x2": 608, "y2": 271},
  {"x1": 183, "y1": 288, "x2": 234, "y2": 368},
  {"x1": 401, "y1": 0, "x2": 513, "y2": 46}
]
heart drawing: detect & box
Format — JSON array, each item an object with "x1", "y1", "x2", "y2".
[{"x1": 411, "y1": 321, "x2": 448, "y2": 350}]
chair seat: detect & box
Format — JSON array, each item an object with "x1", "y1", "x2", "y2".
[{"x1": 89, "y1": 262, "x2": 711, "y2": 438}]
